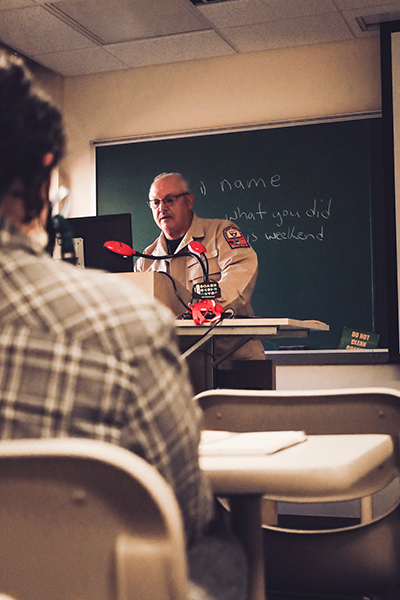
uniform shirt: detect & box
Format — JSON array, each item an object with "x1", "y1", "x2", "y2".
[
  {"x1": 0, "y1": 217, "x2": 213, "y2": 545},
  {"x1": 135, "y1": 214, "x2": 266, "y2": 362}
]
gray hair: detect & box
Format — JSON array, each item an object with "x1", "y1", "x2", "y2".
[{"x1": 150, "y1": 172, "x2": 191, "y2": 193}]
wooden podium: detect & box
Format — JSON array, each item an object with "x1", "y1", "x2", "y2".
[
  {"x1": 115, "y1": 271, "x2": 191, "y2": 316},
  {"x1": 115, "y1": 272, "x2": 329, "y2": 393}
]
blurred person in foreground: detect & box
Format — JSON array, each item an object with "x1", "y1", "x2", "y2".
[{"x1": 0, "y1": 52, "x2": 247, "y2": 600}]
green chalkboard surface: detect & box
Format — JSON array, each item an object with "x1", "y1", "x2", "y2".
[{"x1": 96, "y1": 117, "x2": 387, "y2": 350}]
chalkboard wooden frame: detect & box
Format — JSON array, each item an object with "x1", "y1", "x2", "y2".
[{"x1": 94, "y1": 113, "x2": 388, "y2": 356}]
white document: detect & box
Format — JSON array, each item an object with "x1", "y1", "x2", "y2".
[{"x1": 199, "y1": 430, "x2": 307, "y2": 456}]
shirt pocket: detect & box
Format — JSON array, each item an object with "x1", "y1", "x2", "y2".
[{"x1": 206, "y1": 249, "x2": 220, "y2": 279}]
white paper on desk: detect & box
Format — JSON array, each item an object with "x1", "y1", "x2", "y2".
[{"x1": 199, "y1": 430, "x2": 307, "y2": 456}]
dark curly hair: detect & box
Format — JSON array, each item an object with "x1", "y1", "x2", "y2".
[{"x1": 0, "y1": 52, "x2": 66, "y2": 222}]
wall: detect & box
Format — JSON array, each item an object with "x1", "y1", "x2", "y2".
[
  {"x1": 28, "y1": 59, "x2": 64, "y2": 110},
  {"x1": 276, "y1": 362, "x2": 400, "y2": 390},
  {"x1": 63, "y1": 37, "x2": 381, "y2": 217},
  {"x1": 0, "y1": 43, "x2": 65, "y2": 189},
  {"x1": 61, "y1": 36, "x2": 400, "y2": 391},
  {"x1": 0, "y1": 42, "x2": 64, "y2": 109}
]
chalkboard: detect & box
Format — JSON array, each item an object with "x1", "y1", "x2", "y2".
[{"x1": 96, "y1": 117, "x2": 387, "y2": 350}]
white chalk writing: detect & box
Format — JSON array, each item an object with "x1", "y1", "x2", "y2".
[
  {"x1": 220, "y1": 175, "x2": 281, "y2": 192},
  {"x1": 223, "y1": 198, "x2": 331, "y2": 242}
]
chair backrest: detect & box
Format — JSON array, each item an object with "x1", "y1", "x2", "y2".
[{"x1": 0, "y1": 438, "x2": 188, "y2": 600}]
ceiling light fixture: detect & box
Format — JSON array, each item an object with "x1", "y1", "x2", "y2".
[{"x1": 43, "y1": 3, "x2": 106, "y2": 44}]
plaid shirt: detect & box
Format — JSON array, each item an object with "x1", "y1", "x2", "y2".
[{"x1": 0, "y1": 217, "x2": 213, "y2": 544}]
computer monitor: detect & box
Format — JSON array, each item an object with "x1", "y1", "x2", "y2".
[{"x1": 65, "y1": 213, "x2": 133, "y2": 273}]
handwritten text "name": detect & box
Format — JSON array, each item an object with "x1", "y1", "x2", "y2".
[{"x1": 220, "y1": 176, "x2": 281, "y2": 192}]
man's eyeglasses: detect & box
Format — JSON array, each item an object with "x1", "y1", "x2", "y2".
[{"x1": 147, "y1": 193, "x2": 189, "y2": 209}]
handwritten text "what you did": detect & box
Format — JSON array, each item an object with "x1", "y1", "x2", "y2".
[{"x1": 224, "y1": 199, "x2": 332, "y2": 243}]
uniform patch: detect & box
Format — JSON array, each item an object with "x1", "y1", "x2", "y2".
[{"x1": 223, "y1": 226, "x2": 250, "y2": 249}]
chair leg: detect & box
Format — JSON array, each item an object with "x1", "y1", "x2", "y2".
[
  {"x1": 261, "y1": 498, "x2": 278, "y2": 527},
  {"x1": 230, "y1": 495, "x2": 267, "y2": 600},
  {"x1": 360, "y1": 495, "x2": 373, "y2": 524}
]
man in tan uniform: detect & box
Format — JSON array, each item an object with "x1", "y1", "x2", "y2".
[{"x1": 135, "y1": 172, "x2": 265, "y2": 387}]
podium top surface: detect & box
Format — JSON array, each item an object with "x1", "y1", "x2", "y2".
[{"x1": 175, "y1": 318, "x2": 329, "y2": 338}]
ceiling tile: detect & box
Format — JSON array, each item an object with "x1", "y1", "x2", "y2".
[
  {"x1": 0, "y1": 0, "x2": 35, "y2": 9},
  {"x1": 197, "y1": 0, "x2": 338, "y2": 28},
  {"x1": 32, "y1": 46, "x2": 129, "y2": 76},
  {"x1": 47, "y1": 0, "x2": 207, "y2": 43},
  {"x1": 335, "y1": 0, "x2": 400, "y2": 8},
  {"x1": 220, "y1": 12, "x2": 353, "y2": 53},
  {"x1": 1, "y1": 0, "x2": 397, "y2": 76},
  {"x1": 106, "y1": 29, "x2": 236, "y2": 68},
  {"x1": 0, "y1": 5, "x2": 95, "y2": 54}
]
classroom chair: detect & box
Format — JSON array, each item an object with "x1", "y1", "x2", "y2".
[
  {"x1": 0, "y1": 438, "x2": 188, "y2": 600},
  {"x1": 195, "y1": 387, "x2": 400, "y2": 600}
]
